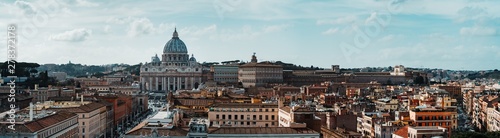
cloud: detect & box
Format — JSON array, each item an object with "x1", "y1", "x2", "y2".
[
  {"x1": 317, "y1": 15, "x2": 357, "y2": 25},
  {"x1": 106, "y1": 16, "x2": 132, "y2": 24},
  {"x1": 322, "y1": 28, "x2": 339, "y2": 35},
  {"x1": 75, "y1": 0, "x2": 99, "y2": 7},
  {"x1": 457, "y1": 6, "x2": 487, "y2": 22},
  {"x1": 103, "y1": 25, "x2": 110, "y2": 33},
  {"x1": 263, "y1": 24, "x2": 290, "y2": 33},
  {"x1": 49, "y1": 28, "x2": 92, "y2": 42},
  {"x1": 60, "y1": 0, "x2": 99, "y2": 7},
  {"x1": 460, "y1": 26, "x2": 496, "y2": 36},
  {"x1": 378, "y1": 35, "x2": 395, "y2": 42},
  {"x1": 365, "y1": 12, "x2": 377, "y2": 24},
  {"x1": 127, "y1": 18, "x2": 155, "y2": 37},
  {"x1": 14, "y1": 1, "x2": 37, "y2": 16}
]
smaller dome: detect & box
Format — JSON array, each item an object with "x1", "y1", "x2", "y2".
[{"x1": 189, "y1": 54, "x2": 196, "y2": 61}]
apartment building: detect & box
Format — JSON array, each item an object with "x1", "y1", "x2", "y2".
[{"x1": 208, "y1": 103, "x2": 279, "y2": 127}]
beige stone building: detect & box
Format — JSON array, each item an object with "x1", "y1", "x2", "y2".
[
  {"x1": 44, "y1": 101, "x2": 110, "y2": 138},
  {"x1": 487, "y1": 106, "x2": 500, "y2": 132},
  {"x1": 238, "y1": 53, "x2": 283, "y2": 88},
  {"x1": 0, "y1": 109, "x2": 79, "y2": 138},
  {"x1": 208, "y1": 103, "x2": 279, "y2": 127}
]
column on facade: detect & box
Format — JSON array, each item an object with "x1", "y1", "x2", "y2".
[
  {"x1": 155, "y1": 77, "x2": 159, "y2": 91},
  {"x1": 191, "y1": 77, "x2": 194, "y2": 89},
  {"x1": 177, "y1": 77, "x2": 181, "y2": 90},
  {"x1": 140, "y1": 77, "x2": 145, "y2": 90},
  {"x1": 148, "y1": 77, "x2": 152, "y2": 91},
  {"x1": 167, "y1": 77, "x2": 171, "y2": 92},
  {"x1": 185, "y1": 77, "x2": 188, "y2": 89},
  {"x1": 173, "y1": 77, "x2": 176, "y2": 91},
  {"x1": 162, "y1": 77, "x2": 166, "y2": 91}
]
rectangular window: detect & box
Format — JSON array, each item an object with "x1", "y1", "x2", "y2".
[
  {"x1": 266, "y1": 115, "x2": 269, "y2": 120},
  {"x1": 228, "y1": 115, "x2": 231, "y2": 120},
  {"x1": 241, "y1": 115, "x2": 244, "y2": 120},
  {"x1": 216, "y1": 114, "x2": 219, "y2": 119},
  {"x1": 259, "y1": 115, "x2": 262, "y2": 120},
  {"x1": 235, "y1": 115, "x2": 238, "y2": 120},
  {"x1": 222, "y1": 115, "x2": 225, "y2": 119},
  {"x1": 272, "y1": 115, "x2": 275, "y2": 120},
  {"x1": 253, "y1": 115, "x2": 256, "y2": 120}
]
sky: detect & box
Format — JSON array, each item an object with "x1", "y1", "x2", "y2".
[{"x1": 0, "y1": 0, "x2": 499, "y2": 70}]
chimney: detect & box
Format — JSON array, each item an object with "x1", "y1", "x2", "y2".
[
  {"x1": 29, "y1": 102, "x2": 34, "y2": 121},
  {"x1": 35, "y1": 84, "x2": 39, "y2": 90},
  {"x1": 81, "y1": 94, "x2": 84, "y2": 105}
]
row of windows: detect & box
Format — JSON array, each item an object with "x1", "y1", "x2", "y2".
[
  {"x1": 144, "y1": 67, "x2": 200, "y2": 72},
  {"x1": 213, "y1": 121, "x2": 276, "y2": 126},
  {"x1": 215, "y1": 114, "x2": 276, "y2": 120},
  {"x1": 240, "y1": 79, "x2": 282, "y2": 83},
  {"x1": 418, "y1": 122, "x2": 450, "y2": 126},
  {"x1": 213, "y1": 108, "x2": 275, "y2": 112},
  {"x1": 239, "y1": 68, "x2": 282, "y2": 72},
  {"x1": 417, "y1": 115, "x2": 451, "y2": 120}
]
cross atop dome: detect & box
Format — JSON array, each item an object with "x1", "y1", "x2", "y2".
[{"x1": 173, "y1": 27, "x2": 178, "y2": 38}]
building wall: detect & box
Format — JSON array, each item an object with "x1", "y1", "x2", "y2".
[
  {"x1": 238, "y1": 66, "x2": 283, "y2": 88},
  {"x1": 78, "y1": 105, "x2": 107, "y2": 138},
  {"x1": 208, "y1": 105, "x2": 279, "y2": 127},
  {"x1": 487, "y1": 107, "x2": 500, "y2": 132},
  {"x1": 410, "y1": 110, "x2": 455, "y2": 137},
  {"x1": 212, "y1": 65, "x2": 239, "y2": 83}
]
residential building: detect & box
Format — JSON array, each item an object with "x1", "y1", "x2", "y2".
[
  {"x1": 279, "y1": 106, "x2": 321, "y2": 133},
  {"x1": 0, "y1": 108, "x2": 79, "y2": 138},
  {"x1": 375, "y1": 97, "x2": 399, "y2": 112},
  {"x1": 487, "y1": 105, "x2": 500, "y2": 132},
  {"x1": 208, "y1": 103, "x2": 279, "y2": 127},
  {"x1": 392, "y1": 126, "x2": 447, "y2": 138},
  {"x1": 41, "y1": 100, "x2": 109, "y2": 138},
  {"x1": 28, "y1": 85, "x2": 59, "y2": 103},
  {"x1": 410, "y1": 107, "x2": 457, "y2": 137}
]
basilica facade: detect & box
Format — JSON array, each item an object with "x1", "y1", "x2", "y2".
[{"x1": 140, "y1": 29, "x2": 203, "y2": 92}]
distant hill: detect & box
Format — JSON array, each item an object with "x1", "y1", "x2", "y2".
[{"x1": 467, "y1": 70, "x2": 500, "y2": 79}]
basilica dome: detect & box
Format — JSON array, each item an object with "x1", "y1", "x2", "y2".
[{"x1": 163, "y1": 28, "x2": 188, "y2": 53}]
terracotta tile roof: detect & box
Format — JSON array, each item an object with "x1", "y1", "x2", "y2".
[
  {"x1": 174, "y1": 99, "x2": 214, "y2": 106},
  {"x1": 11, "y1": 111, "x2": 77, "y2": 133},
  {"x1": 293, "y1": 107, "x2": 314, "y2": 112},
  {"x1": 280, "y1": 106, "x2": 292, "y2": 114},
  {"x1": 48, "y1": 102, "x2": 105, "y2": 113},
  {"x1": 393, "y1": 125, "x2": 409, "y2": 138},
  {"x1": 209, "y1": 127, "x2": 318, "y2": 134}
]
